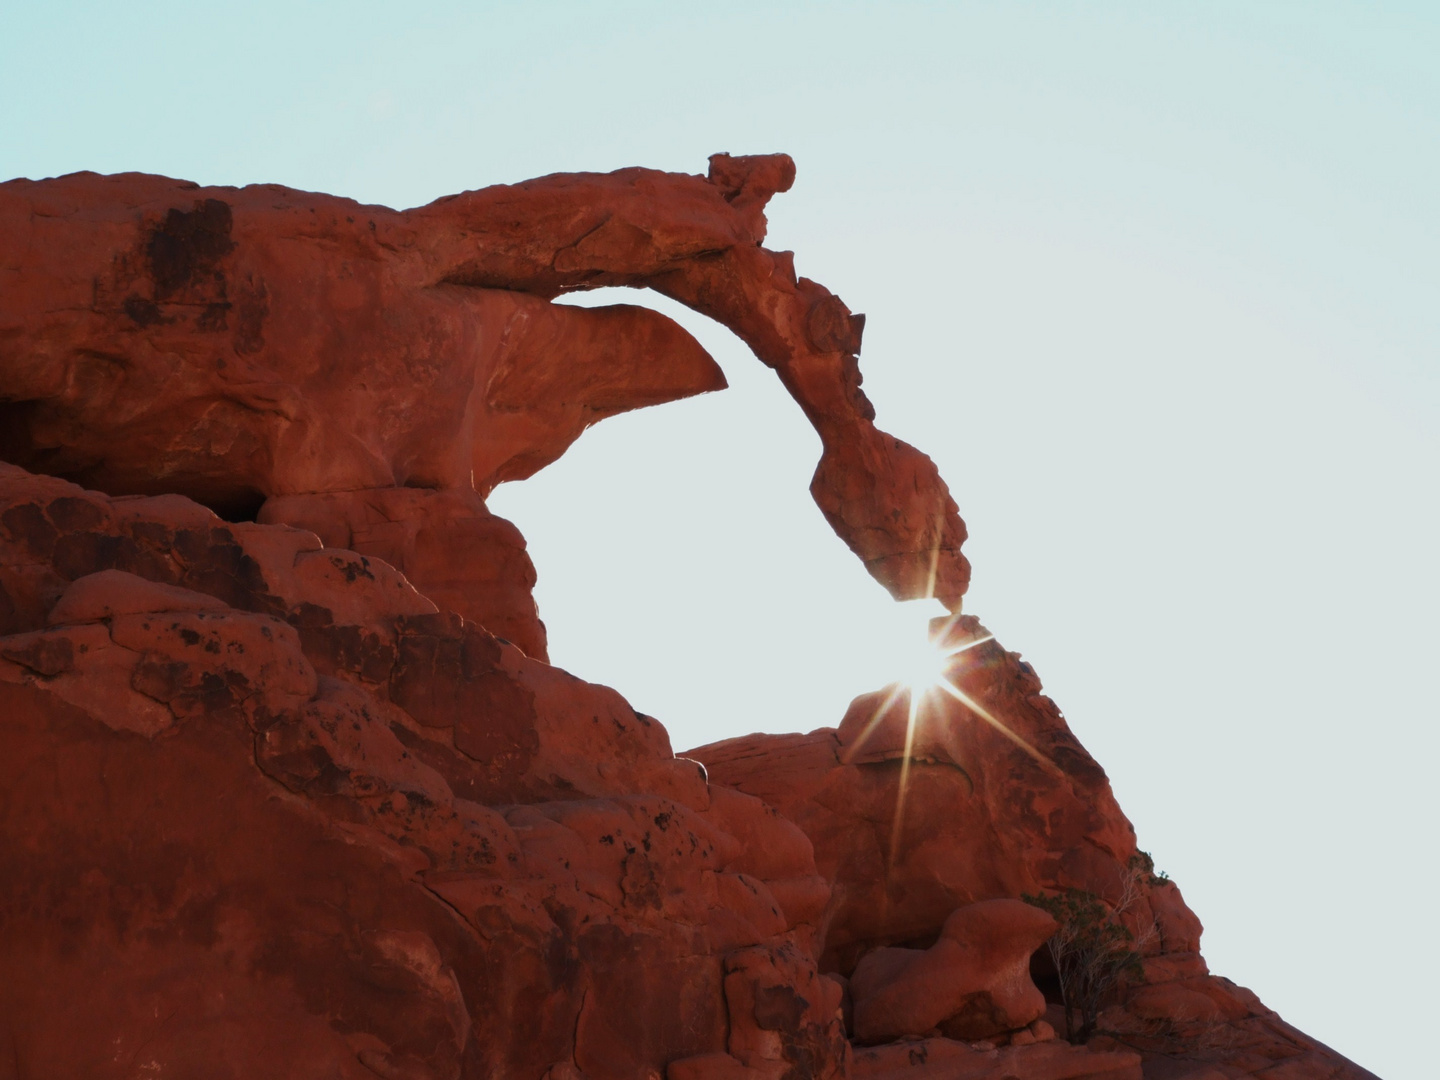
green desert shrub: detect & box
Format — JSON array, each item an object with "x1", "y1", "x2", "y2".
[{"x1": 1024, "y1": 852, "x2": 1163, "y2": 1043}]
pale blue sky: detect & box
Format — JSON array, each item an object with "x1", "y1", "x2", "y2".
[{"x1": 4, "y1": 4, "x2": 1436, "y2": 1077}]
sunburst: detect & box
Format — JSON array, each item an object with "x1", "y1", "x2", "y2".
[
  {"x1": 841, "y1": 624, "x2": 995, "y2": 767},
  {"x1": 854, "y1": 611, "x2": 1060, "y2": 871}
]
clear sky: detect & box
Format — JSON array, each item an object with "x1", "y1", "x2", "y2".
[{"x1": 4, "y1": 4, "x2": 1436, "y2": 1077}]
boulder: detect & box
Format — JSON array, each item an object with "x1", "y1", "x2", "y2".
[{"x1": 849, "y1": 900, "x2": 1057, "y2": 1044}]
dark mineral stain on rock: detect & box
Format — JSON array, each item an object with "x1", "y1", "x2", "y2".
[{"x1": 147, "y1": 198, "x2": 235, "y2": 299}]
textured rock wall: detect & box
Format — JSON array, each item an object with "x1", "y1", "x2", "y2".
[
  {"x1": 0, "y1": 464, "x2": 840, "y2": 1079},
  {"x1": 0, "y1": 157, "x2": 1375, "y2": 1080}
]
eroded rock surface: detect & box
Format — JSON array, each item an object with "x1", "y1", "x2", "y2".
[
  {"x1": 851, "y1": 1037, "x2": 1142, "y2": 1080},
  {"x1": 689, "y1": 616, "x2": 1376, "y2": 1079},
  {"x1": 0, "y1": 464, "x2": 841, "y2": 1080},
  {"x1": 0, "y1": 157, "x2": 1375, "y2": 1080}
]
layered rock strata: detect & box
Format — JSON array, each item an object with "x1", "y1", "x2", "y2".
[{"x1": 0, "y1": 157, "x2": 1375, "y2": 1080}]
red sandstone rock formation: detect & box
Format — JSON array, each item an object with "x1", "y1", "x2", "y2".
[
  {"x1": 0, "y1": 157, "x2": 1375, "y2": 1080},
  {"x1": 0, "y1": 464, "x2": 840, "y2": 1079},
  {"x1": 689, "y1": 617, "x2": 1366, "y2": 1076},
  {"x1": 849, "y1": 901, "x2": 1057, "y2": 1044},
  {"x1": 0, "y1": 152, "x2": 966, "y2": 611},
  {"x1": 851, "y1": 1037, "x2": 1142, "y2": 1080}
]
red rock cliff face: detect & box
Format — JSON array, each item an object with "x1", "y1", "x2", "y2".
[{"x1": 0, "y1": 157, "x2": 1371, "y2": 1080}]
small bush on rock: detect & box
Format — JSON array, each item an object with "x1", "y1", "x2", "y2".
[{"x1": 1024, "y1": 853, "x2": 1161, "y2": 1043}]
